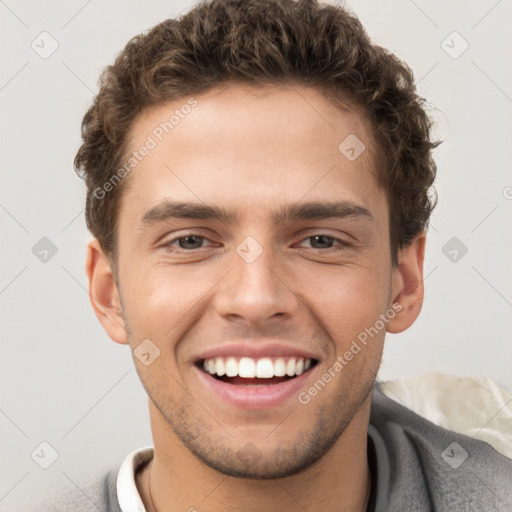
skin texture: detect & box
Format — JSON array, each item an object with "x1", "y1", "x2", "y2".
[{"x1": 86, "y1": 83, "x2": 426, "y2": 512}]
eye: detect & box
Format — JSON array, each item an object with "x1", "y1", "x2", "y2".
[
  {"x1": 298, "y1": 234, "x2": 350, "y2": 250},
  {"x1": 166, "y1": 234, "x2": 211, "y2": 250}
]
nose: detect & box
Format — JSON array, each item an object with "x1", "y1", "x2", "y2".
[{"x1": 214, "y1": 241, "x2": 300, "y2": 327}]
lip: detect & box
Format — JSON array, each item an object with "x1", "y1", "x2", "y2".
[
  {"x1": 193, "y1": 361, "x2": 318, "y2": 409},
  {"x1": 193, "y1": 341, "x2": 322, "y2": 363}
]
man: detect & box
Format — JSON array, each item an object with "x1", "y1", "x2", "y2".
[{"x1": 26, "y1": 0, "x2": 512, "y2": 510}]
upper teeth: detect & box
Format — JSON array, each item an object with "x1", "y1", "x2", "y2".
[{"x1": 202, "y1": 357, "x2": 312, "y2": 378}]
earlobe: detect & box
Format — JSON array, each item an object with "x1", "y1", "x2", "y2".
[
  {"x1": 386, "y1": 232, "x2": 426, "y2": 334},
  {"x1": 85, "y1": 238, "x2": 129, "y2": 345}
]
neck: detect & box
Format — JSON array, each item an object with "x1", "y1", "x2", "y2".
[{"x1": 137, "y1": 395, "x2": 372, "y2": 512}]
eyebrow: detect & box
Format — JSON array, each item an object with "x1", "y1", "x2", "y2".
[{"x1": 140, "y1": 199, "x2": 373, "y2": 227}]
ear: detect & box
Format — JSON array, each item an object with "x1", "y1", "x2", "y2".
[
  {"x1": 386, "y1": 232, "x2": 426, "y2": 334},
  {"x1": 85, "y1": 238, "x2": 128, "y2": 345}
]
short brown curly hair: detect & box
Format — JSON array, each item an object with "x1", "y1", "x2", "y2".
[{"x1": 74, "y1": 0, "x2": 440, "y2": 269}]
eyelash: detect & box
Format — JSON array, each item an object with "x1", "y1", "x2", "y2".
[{"x1": 163, "y1": 233, "x2": 352, "y2": 252}]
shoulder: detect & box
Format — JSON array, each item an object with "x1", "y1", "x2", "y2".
[
  {"x1": 8, "y1": 466, "x2": 121, "y2": 512},
  {"x1": 370, "y1": 374, "x2": 512, "y2": 510}
]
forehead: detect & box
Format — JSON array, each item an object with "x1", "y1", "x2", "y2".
[{"x1": 119, "y1": 83, "x2": 384, "y2": 223}]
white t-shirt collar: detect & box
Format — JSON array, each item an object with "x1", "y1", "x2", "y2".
[{"x1": 116, "y1": 446, "x2": 154, "y2": 512}]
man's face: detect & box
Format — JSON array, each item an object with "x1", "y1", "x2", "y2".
[{"x1": 107, "y1": 83, "x2": 402, "y2": 478}]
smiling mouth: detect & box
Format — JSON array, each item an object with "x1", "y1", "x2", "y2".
[{"x1": 196, "y1": 356, "x2": 319, "y2": 386}]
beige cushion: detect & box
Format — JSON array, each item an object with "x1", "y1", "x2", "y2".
[{"x1": 378, "y1": 372, "x2": 512, "y2": 459}]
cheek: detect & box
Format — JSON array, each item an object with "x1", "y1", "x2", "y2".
[
  {"x1": 120, "y1": 263, "x2": 222, "y2": 337},
  {"x1": 300, "y1": 262, "x2": 391, "y2": 341}
]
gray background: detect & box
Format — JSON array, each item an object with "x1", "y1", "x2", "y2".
[{"x1": 1, "y1": 0, "x2": 511, "y2": 507}]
